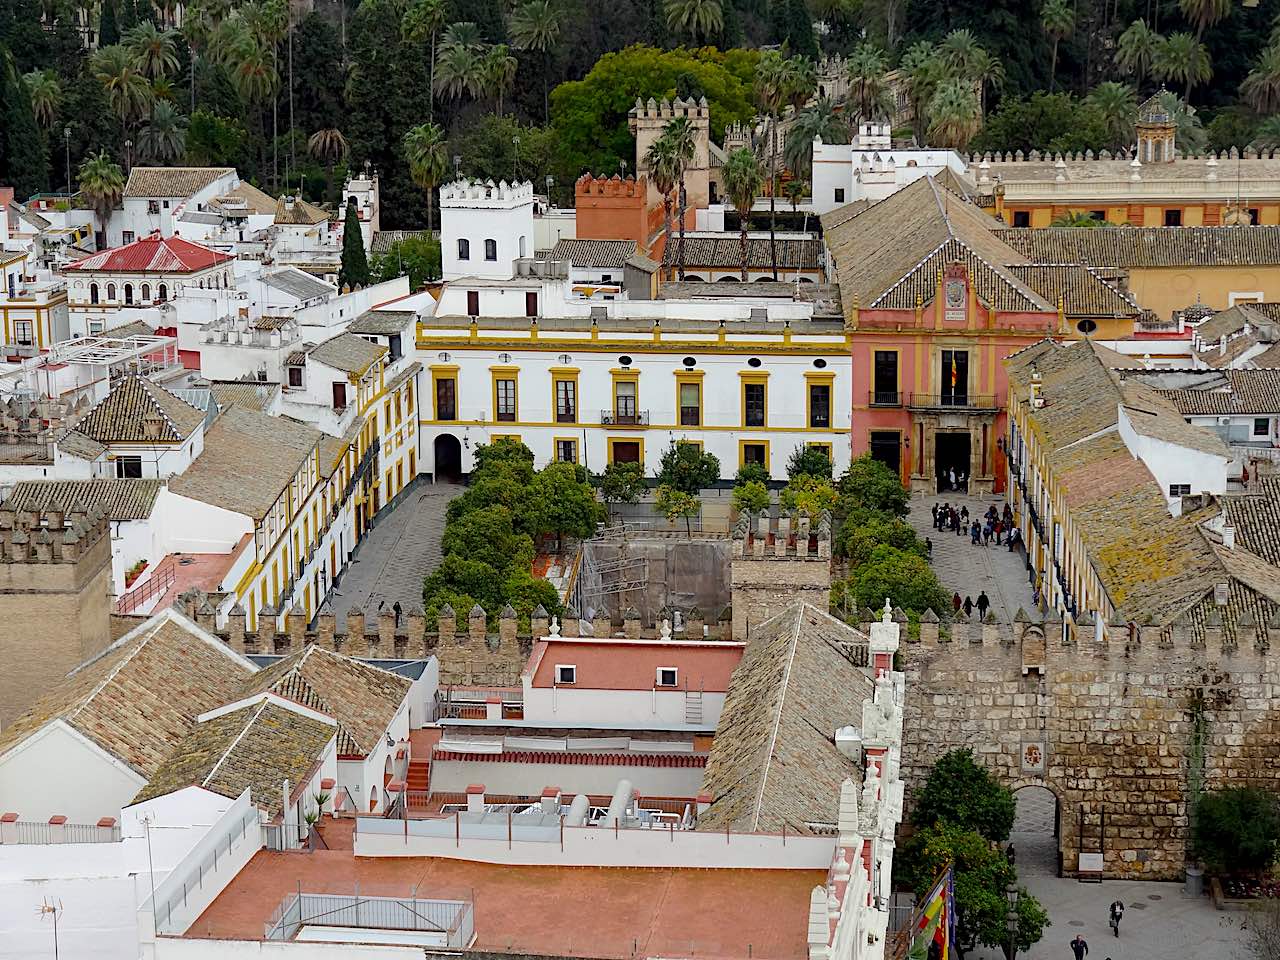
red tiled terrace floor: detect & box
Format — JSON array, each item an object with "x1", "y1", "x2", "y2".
[{"x1": 187, "y1": 847, "x2": 823, "y2": 958}]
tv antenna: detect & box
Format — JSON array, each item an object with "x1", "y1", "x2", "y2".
[{"x1": 37, "y1": 898, "x2": 63, "y2": 959}]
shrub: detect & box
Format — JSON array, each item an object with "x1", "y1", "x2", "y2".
[
  {"x1": 780, "y1": 474, "x2": 838, "y2": 519},
  {"x1": 786, "y1": 444, "x2": 833, "y2": 480},
  {"x1": 657, "y1": 440, "x2": 721, "y2": 493},
  {"x1": 839, "y1": 544, "x2": 950, "y2": 615},
  {"x1": 731, "y1": 479, "x2": 770, "y2": 514},
  {"x1": 1194, "y1": 787, "x2": 1280, "y2": 875},
  {"x1": 912, "y1": 748, "x2": 1016, "y2": 841},
  {"x1": 734, "y1": 460, "x2": 769, "y2": 485},
  {"x1": 837, "y1": 454, "x2": 909, "y2": 518}
]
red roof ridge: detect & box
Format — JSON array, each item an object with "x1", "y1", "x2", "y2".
[{"x1": 65, "y1": 233, "x2": 233, "y2": 274}]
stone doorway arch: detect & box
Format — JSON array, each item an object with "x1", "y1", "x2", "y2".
[{"x1": 1010, "y1": 782, "x2": 1062, "y2": 878}]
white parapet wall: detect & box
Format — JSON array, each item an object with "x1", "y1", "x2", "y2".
[
  {"x1": 354, "y1": 815, "x2": 834, "y2": 869},
  {"x1": 152, "y1": 939, "x2": 424, "y2": 960}
]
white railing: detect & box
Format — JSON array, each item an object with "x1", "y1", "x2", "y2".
[
  {"x1": 0, "y1": 819, "x2": 120, "y2": 844},
  {"x1": 264, "y1": 892, "x2": 473, "y2": 946}
]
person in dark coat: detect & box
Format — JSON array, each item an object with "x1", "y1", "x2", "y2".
[
  {"x1": 963, "y1": 596, "x2": 974, "y2": 617},
  {"x1": 976, "y1": 591, "x2": 990, "y2": 618}
]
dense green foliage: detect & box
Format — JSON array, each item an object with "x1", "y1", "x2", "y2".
[
  {"x1": 786, "y1": 444, "x2": 833, "y2": 481},
  {"x1": 897, "y1": 750, "x2": 1047, "y2": 956},
  {"x1": 371, "y1": 234, "x2": 442, "y2": 287},
  {"x1": 426, "y1": 438, "x2": 602, "y2": 622},
  {"x1": 731, "y1": 478, "x2": 770, "y2": 514},
  {"x1": 838, "y1": 454, "x2": 910, "y2": 518},
  {"x1": 595, "y1": 461, "x2": 647, "y2": 514},
  {"x1": 655, "y1": 483, "x2": 700, "y2": 535},
  {"x1": 656, "y1": 440, "x2": 721, "y2": 494},
  {"x1": 338, "y1": 196, "x2": 370, "y2": 290},
  {"x1": 1193, "y1": 787, "x2": 1280, "y2": 875}
]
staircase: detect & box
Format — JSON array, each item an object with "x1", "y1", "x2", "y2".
[
  {"x1": 684, "y1": 689, "x2": 704, "y2": 725},
  {"x1": 406, "y1": 755, "x2": 431, "y2": 809}
]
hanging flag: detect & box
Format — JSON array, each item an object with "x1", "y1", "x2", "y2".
[
  {"x1": 907, "y1": 867, "x2": 954, "y2": 960},
  {"x1": 950, "y1": 355, "x2": 958, "y2": 389}
]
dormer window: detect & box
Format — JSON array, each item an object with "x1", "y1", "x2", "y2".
[
  {"x1": 556, "y1": 664, "x2": 576, "y2": 685},
  {"x1": 656, "y1": 667, "x2": 678, "y2": 687}
]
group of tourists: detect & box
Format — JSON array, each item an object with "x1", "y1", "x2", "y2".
[{"x1": 931, "y1": 501, "x2": 1023, "y2": 553}]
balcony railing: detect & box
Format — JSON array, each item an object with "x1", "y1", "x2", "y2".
[
  {"x1": 1, "y1": 819, "x2": 121, "y2": 844},
  {"x1": 906, "y1": 393, "x2": 998, "y2": 410},
  {"x1": 869, "y1": 390, "x2": 901, "y2": 407},
  {"x1": 600, "y1": 409, "x2": 649, "y2": 425}
]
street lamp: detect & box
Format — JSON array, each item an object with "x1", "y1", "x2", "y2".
[
  {"x1": 1005, "y1": 882, "x2": 1019, "y2": 960},
  {"x1": 63, "y1": 125, "x2": 72, "y2": 194}
]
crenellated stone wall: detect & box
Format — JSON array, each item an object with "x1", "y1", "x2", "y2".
[
  {"x1": 893, "y1": 608, "x2": 1280, "y2": 880},
  {"x1": 729, "y1": 511, "x2": 832, "y2": 639}
]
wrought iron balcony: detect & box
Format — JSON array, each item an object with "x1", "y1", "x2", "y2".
[
  {"x1": 906, "y1": 393, "x2": 999, "y2": 412},
  {"x1": 601, "y1": 409, "x2": 649, "y2": 425},
  {"x1": 868, "y1": 390, "x2": 902, "y2": 407}
]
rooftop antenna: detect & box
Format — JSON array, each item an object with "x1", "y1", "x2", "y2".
[{"x1": 37, "y1": 898, "x2": 63, "y2": 959}]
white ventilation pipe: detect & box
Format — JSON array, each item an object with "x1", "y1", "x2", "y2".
[
  {"x1": 600, "y1": 778, "x2": 634, "y2": 827},
  {"x1": 564, "y1": 793, "x2": 590, "y2": 826}
]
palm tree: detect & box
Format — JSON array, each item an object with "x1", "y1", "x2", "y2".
[
  {"x1": 1179, "y1": 0, "x2": 1230, "y2": 44},
  {"x1": 722, "y1": 148, "x2": 762, "y2": 281},
  {"x1": 783, "y1": 178, "x2": 806, "y2": 213},
  {"x1": 482, "y1": 43, "x2": 518, "y2": 115},
  {"x1": 1115, "y1": 19, "x2": 1159, "y2": 90},
  {"x1": 1250, "y1": 115, "x2": 1280, "y2": 150},
  {"x1": 441, "y1": 20, "x2": 483, "y2": 50},
  {"x1": 926, "y1": 78, "x2": 982, "y2": 150},
  {"x1": 1241, "y1": 44, "x2": 1280, "y2": 116},
  {"x1": 644, "y1": 135, "x2": 678, "y2": 277},
  {"x1": 78, "y1": 151, "x2": 125, "y2": 241},
  {"x1": 139, "y1": 100, "x2": 188, "y2": 162},
  {"x1": 509, "y1": 0, "x2": 561, "y2": 123},
  {"x1": 846, "y1": 43, "x2": 891, "y2": 121},
  {"x1": 1155, "y1": 88, "x2": 1207, "y2": 155},
  {"x1": 22, "y1": 69, "x2": 62, "y2": 130},
  {"x1": 939, "y1": 29, "x2": 982, "y2": 78},
  {"x1": 1087, "y1": 81, "x2": 1137, "y2": 150},
  {"x1": 783, "y1": 97, "x2": 847, "y2": 180},
  {"x1": 434, "y1": 42, "x2": 483, "y2": 102},
  {"x1": 662, "y1": 117, "x2": 698, "y2": 282},
  {"x1": 308, "y1": 127, "x2": 348, "y2": 204},
  {"x1": 229, "y1": 36, "x2": 279, "y2": 177},
  {"x1": 1154, "y1": 32, "x2": 1211, "y2": 101},
  {"x1": 1041, "y1": 0, "x2": 1073, "y2": 92},
  {"x1": 402, "y1": 0, "x2": 447, "y2": 121},
  {"x1": 403, "y1": 123, "x2": 448, "y2": 231},
  {"x1": 968, "y1": 47, "x2": 1004, "y2": 115},
  {"x1": 92, "y1": 44, "x2": 153, "y2": 137},
  {"x1": 181, "y1": 0, "x2": 220, "y2": 115},
  {"x1": 754, "y1": 51, "x2": 788, "y2": 281},
  {"x1": 124, "y1": 22, "x2": 178, "y2": 80},
  {"x1": 663, "y1": 0, "x2": 723, "y2": 46},
  {"x1": 900, "y1": 40, "x2": 942, "y2": 144}
]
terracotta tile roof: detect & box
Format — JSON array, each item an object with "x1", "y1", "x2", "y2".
[
  {"x1": 57, "y1": 429, "x2": 107, "y2": 460},
  {"x1": 698, "y1": 603, "x2": 873, "y2": 834},
  {"x1": 822, "y1": 176, "x2": 1048, "y2": 317},
  {"x1": 9, "y1": 478, "x2": 161, "y2": 520},
  {"x1": 1192, "y1": 304, "x2": 1271, "y2": 343},
  {"x1": 348, "y1": 309, "x2": 415, "y2": 335},
  {"x1": 371, "y1": 229, "x2": 428, "y2": 253},
  {"x1": 123, "y1": 166, "x2": 235, "y2": 198},
  {"x1": 660, "y1": 235, "x2": 822, "y2": 270},
  {"x1": 65, "y1": 234, "x2": 233, "y2": 274},
  {"x1": 169, "y1": 406, "x2": 321, "y2": 520},
  {"x1": 1219, "y1": 475, "x2": 1280, "y2": 567},
  {"x1": 102, "y1": 319, "x2": 154, "y2": 338},
  {"x1": 274, "y1": 196, "x2": 329, "y2": 226},
  {"x1": 75, "y1": 375, "x2": 206, "y2": 443},
  {"x1": 552, "y1": 238, "x2": 637, "y2": 269},
  {"x1": 308, "y1": 333, "x2": 386, "y2": 375},
  {"x1": 0, "y1": 611, "x2": 255, "y2": 777},
  {"x1": 1253, "y1": 342, "x2": 1280, "y2": 366},
  {"x1": 1195, "y1": 331, "x2": 1270, "y2": 368},
  {"x1": 1159, "y1": 370, "x2": 1280, "y2": 415},
  {"x1": 1001, "y1": 226, "x2": 1280, "y2": 268},
  {"x1": 1121, "y1": 382, "x2": 1231, "y2": 458},
  {"x1": 210, "y1": 181, "x2": 277, "y2": 215},
  {"x1": 818, "y1": 198, "x2": 871, "y2": 233},
  {"x1": 209, "y1": 380, "x2": 281, "y2": 413},
  {"x1": 1005, "y1": 264, "x2": 1141, "y2": 318},
  {"x1": 133, "y1": 698, "x2": 335, "y2": 817},
  {"x1": 238, "y1": 646, "x2": 410, "y2": 757}
]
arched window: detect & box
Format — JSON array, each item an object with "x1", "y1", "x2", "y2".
[
  {"x1": 484, "y1": 239, "x2": 497, "y2": 261},
  {"x1": 124, "y1": 283, "x2": 134, "y2": 305},
  {"x1": 457, "y1": 238, "x2": 470, "y2": 261},
  {"x1": 141, "y1": 283, "x2": 150, "y2": 301},
  {"x1": 90, "y1": 283, "x2": 99, "y2": 304},
  {"x1": 519, "y1": 235, "x2": 527, "y2": 258},
  {"x1": 107, "y1": 283, "x2": 116, "y2": 301},
  {"x1": 157, "y1": 283, "x2": 167, "y2": 302}
]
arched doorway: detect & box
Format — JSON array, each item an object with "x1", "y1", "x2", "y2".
[
  {"x1": 1011, "y1": 784, "x2": 1060, "y2": 877},
  {"x1": 434, "y1": 434, "x2": 463, "y2": 481}
]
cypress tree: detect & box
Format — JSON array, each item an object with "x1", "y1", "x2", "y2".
[
  {"x1": 98, "y1": 0, "x2": 119, "y2": 47},
  {"x1": 1, "y1": 52, "x2": 49, "y2": 199},
  {"x1": 784, "y1": 0, "x2": 816, "y2": 57},
  {"x1": 338, "y1": 197, "x2": 370, "y2": 290}
]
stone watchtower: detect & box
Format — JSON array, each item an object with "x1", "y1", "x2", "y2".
[
  {"x1": 729, "y1": 512, "x2": 832, "y2": 639},
  {"x1": 0, "y1": 500, "x2": 112, "y2": 726},
  {"x1": 628, "y1": 97, "x2": 711, "y2": 216}
]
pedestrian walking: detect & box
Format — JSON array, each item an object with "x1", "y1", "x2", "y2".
[
  {"x1": 960, "y1": 506, "x2": 969, "y2": 524},
  {"x1": 1005, "y1": 842, "x2": 1016, "y2": 865},
  {"x1": 982, "y1": 522, "x2": 993, "y2": 546},
  {"x1": 393, "y1": 600, "x2": 403, "y2": 627},
  {"x1": 1003, "y1": 503, "x2": 1013, "y2": 524},
  {"x1": 948, "y1": 468, "x2": 956, "y2": 490},
  {"x1": 952, "y1": 592, "x2": 962, "y2": 612},
  {"x1": 963, "y1": 596, "x2": 974, "y2": 617},
  {"x1": 925, "y1": 537, "x2": 933, "y2": 558},
  {"x1": 931, "y1": 503, "x2": 939, "y2": 528},
  {"x1": 976, "y1": 591, "x2": 990, "y2": 618},
  {"x1": 1070, "y1": 934, "x2": 1089, "y2": 959},
  {"x1": 1108, "y1": 900, "x2": 1124, "y2": 937},
  {"x1": 970, "y1": 520, "x2": 981, "y2": 544}
]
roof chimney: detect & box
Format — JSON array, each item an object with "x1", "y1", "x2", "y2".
[
  {"x1": 141, "y1": 413, "x2": 164, "y2": 440},
  {"x1": 1222, "y1": 525, "x2": 1235, "y2": 550}
]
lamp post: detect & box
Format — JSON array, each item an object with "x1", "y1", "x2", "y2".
[
  {"x1": 1005, "y1": 882, "x2": 1019, "y2": 960},
  {"x1": 63, "y1": 125, "x2": 72, "y2": 194}
]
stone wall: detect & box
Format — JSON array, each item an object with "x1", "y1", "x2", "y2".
[
  {"x1": 729, "y1": 512, "x2": 832, "y2": 639},
  {"x1": 896, "y1": 612, "x2": 1280, "y2": 879}
]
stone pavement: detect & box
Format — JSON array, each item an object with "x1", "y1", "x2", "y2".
[
  {"x1": 907, "y1": 491, "x2": 1037, "y2": 622},
  {"x1": 322, "y1": 480, "x2": 462, "y2": 622},
  {"x1": 962, "y1": 789, "x2": 1247, "y2": 960}
]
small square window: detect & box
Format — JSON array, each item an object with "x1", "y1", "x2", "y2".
[
  {"x1": 1254, "y1": 417, "x2": 1270, "y2": 437},
  {"x1": 1169, "y1": 483, "x2": 1191, "y2": 497},
  {"x1": 656, "y1": 667, "x2": 678, "y2": 687},
  {"x1": 556, "y1": 664, "x2": 576, "y2": 685},
  {"x1": 1164, "y1": 209, "x2": 1182, "y2": 226},
  {"x1": 116, "y1": 455, "x2": 143, "y2": 478},
  {"x1": 834, "y1": 188, "x2": 846, "y2": 203},
  {"x1": 1012, "y1": 211, "x2": 1030, "y2": 228},
  {"x1": 121, "y1": 230, "x2": 135, "y2": 244},
  {"x1": 288, "y1": 366, "x2": 303, "y2": 388}
]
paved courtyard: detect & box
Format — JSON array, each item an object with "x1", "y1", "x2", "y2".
[
  {"x1": 907, "y1": 491, "x2": 1037, "y2": 621},
  {"x1": 322, "y1": 480, "x2": 462, "y2": 622},
  {"x1": 960, "y1": 789, "x2": 1248, "y2": 960}
]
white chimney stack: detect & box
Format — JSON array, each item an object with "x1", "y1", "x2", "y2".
[{"x1": 1223, "y1": 525, "x2": 1235, "y2": 549}]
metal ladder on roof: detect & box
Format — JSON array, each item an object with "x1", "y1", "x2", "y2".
[{"x1": 684, "y1": 686, "x2": 704, "y2": 725}]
